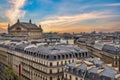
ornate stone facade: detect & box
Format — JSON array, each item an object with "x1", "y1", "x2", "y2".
[{"x1": 8, "y1": 19, "x2": 43, "y2": 39}]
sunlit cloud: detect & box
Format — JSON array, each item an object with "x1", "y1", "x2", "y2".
[
  {"x1": 0, "y1": 22, "x2": 8, "y2": 33},
  {"x1": 75, "y1": 3, "x2": 120, "y2": 11},
  {"x1": 103, "y1": 3, "x2": 120, "y2": 7},
  {"x1": 6, "y1": 0, "x2": 26, "y2": 23},
  {"x1": 39, "y1": 11, "x2": 120, "y2": 33},
  {"x1": 0, "y1": 0, "x2": 120, "y2": 33},
  {"x1": 40, "y1": 11, "x2": 119, "y2": 26}
]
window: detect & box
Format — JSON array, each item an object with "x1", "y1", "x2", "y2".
[
  {"x1": 82, "y1": 52, "x2": 84, "y2": 57},
  {"x1": 61, "y1": 61, "x2": 63, "y2": 65},
  {"x1": 66, "y1": 74, "x2": 67, "y2": 78},
  {"x1": 65, "y1": 61, "x2": 67, "y2": 64},
  {"x1": 47, "y1": 55, "x2": 49, "y2": 59},
  {"x1": 86, "y1": 52, "x2": 88, "y2": 57},
  {"x1": 54, "y1": 56, "x2": 56, "y2": 59},
  {"x1": 66, "y1": 54, "x2": 68, "y2": 58},
  {"x1": 50, "y1": 77, "x2": 52, "y2": 80},
  {"x1": 72, "y1": 60, "x2": 74, "y2": 62},
  {"x1": 62, "y1": 55, "x2": 65, "y2": 59},
  {"x1": 58, "y1": 55, "x2": 60, "y2": 59},
  {"x1": 69, "y1": 54, "x2": 72, "y2": 58},
  {"x1": 69, "y1": 60, "x2": 71, "y2": 63},
  {"x1": 50, "y1": 62, "x2": 52, "y2": 67},
  {"x1": 70, "y1": 75, "x2": 71, "y2": 80},
  {"x1": 50, "y1": 69, "x2": 52, "y2": 74},
  {"x1": 57, "y1": 69, "x2": 59, "y2": 73},
  {"x1": 79, "y1": 53, "x2": 81, "y2": 57},
  {"x1": 75, "y1": 53, "x2": 78, "y2": 58},
  {"x1": 57, "y1": 62, "x2": 59, "y2": 66},
  {"x1": 76, "y1": 77, "x2": 78, "y2": 80}
]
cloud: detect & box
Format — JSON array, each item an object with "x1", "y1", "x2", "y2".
[
  {"x1": 0, "y1": 22, "x2": 8, "y2": 33},
  {"x1": 74, "y1": 3, "x2": 120, "y2": 12},
  {"x1": 40, "y1": 11, "x2": 118, "y2": 26},
  {"x1": 6, "y1": 0, "x2": 26, "y2": 23},
  {"x1": 39, "y1": 11, "x2": 120, "y2": 33},
  {"x1": 103, "y1": 3, "x2": 120, "y2": 7}
]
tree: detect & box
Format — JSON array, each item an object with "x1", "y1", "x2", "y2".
[
  {"x1": 3, "y1": 65, "x2": 14, "y2": 80},
  {"x1": 3, "y1": 65, "x2": 24, "y2": 80}
]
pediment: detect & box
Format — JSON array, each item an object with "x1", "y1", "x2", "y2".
[{"x1": 9, "y1": 23, "x2": 28, "y2": 31}]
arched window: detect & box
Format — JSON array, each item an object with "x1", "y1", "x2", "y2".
[{"x1": 16, "y1": 27, "x2": 21, "y2": 31}]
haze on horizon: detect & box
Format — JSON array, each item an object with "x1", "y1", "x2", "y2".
[{"x1": 0, "y1": 0, "x2": 120, "y2": 33}]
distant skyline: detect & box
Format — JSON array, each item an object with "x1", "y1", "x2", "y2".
[{"x1": 0, "y1": 0, "x2": 120, "y2": 33}]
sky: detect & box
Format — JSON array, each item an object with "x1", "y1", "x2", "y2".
[{"x1": 0, "y1": 0, "x2": 120, "y2": 33}]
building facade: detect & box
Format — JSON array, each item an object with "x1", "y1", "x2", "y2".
[
  {"x1": 8, "y1": 19, "x2": 43, "y2": 39},
  {"x1": 64, "y1": 58, "x2": 120, "y2": 80},
  {"x1": 76, "y1": 41, "x2": 120, "y2": 71},
  {"x1": 0, "y1": 40, "x2": 89, "y2": 80}
]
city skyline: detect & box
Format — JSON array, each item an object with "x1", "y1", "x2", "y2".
[{"x1": 0, "y1": 0, "x2": 120, "y2": 33}]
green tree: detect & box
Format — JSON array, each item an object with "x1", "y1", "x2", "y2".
[
  {"x1": 3, "y1": 65, "x2": 24, "y2": 80},
  {"x1": 3, "y1": 65, "x2": 14, "y2": 80}
]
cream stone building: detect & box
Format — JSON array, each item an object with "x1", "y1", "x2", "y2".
[
  {"x1": 76, "y1": 41, "x2": 120, "y2": 71},
  {"x1": 64, "y1": 58, "x2": 120, "y2": 80},
  {"x1": 8, "y1": 19, "x2": 43, "y2": 39},
  {"x1": 0, "y1": 40, "x2": 89, "y2": 80}
]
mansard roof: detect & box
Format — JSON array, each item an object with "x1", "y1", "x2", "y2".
[
  {"x1": 20, "y1": 22, "x2": 39, "y2": 28},
  {"x1": 102, "y1": 44, "x2": 120, "y2": 54},
  {"x1": 65, "y1": 58, "x2": 119, "y2": 79},
  {"x1": 9, "y1": 20, "x2": 43, "y2": 31},
  {"x1": 0, "y1": 40, "x2": 89, "y2": 60}
]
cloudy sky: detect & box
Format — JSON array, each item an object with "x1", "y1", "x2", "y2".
[{"x1": 0, "y1": 0, "x2": 120, "y2": 33}]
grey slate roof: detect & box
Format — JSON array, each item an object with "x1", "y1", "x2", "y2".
[
  {"x1": 25, "y1": 44, "x2": 86, "y2": 55},
  {"x1": 102, "y1": 44, "x2": 120, "y2": 54},
  {"x1": 65, "y1": 58, "x2": 120, "y2": 79},
  {"x1": 0, "y1": 40, "x2": 89, "y2": 60},
  {"x1": 99, "y1": 65, "x2": 118, "y2": 78},
  {"x1": 20, "y1": 22, "x2": 38, "y2": 29},
  {"x1": 9, "y1": 21, "x2": 43, "y2": 31}
]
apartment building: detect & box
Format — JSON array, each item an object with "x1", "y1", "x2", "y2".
[
  {"x1": 0, "y1": 40, "x2": 89, "y2": 80},
  {"x1": 64, "y1": 58, "x2": 120, "y2": 80}
]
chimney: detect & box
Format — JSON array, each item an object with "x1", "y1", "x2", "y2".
[
  {"x1": 8, "y1": 24, "x2": 10, "y2": 33},
  {"x1": 39, "y1": 25, "x2": 41, "y2": 28},
  {"x1": 17, "y1": 19, "x2": 20, "y2": 23},
  {"x1": 97, "y1": 67, "x2": 104, "y2": 73},
  {"x1": 115, "y1": 72, "x2": 120, "y2": 78},
  {"x1": 29, "y1": 19, "x2": 32, "y2": 23},
  {"x1": 8, "y1": 24, "x2": 10, "y2": 28}
]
